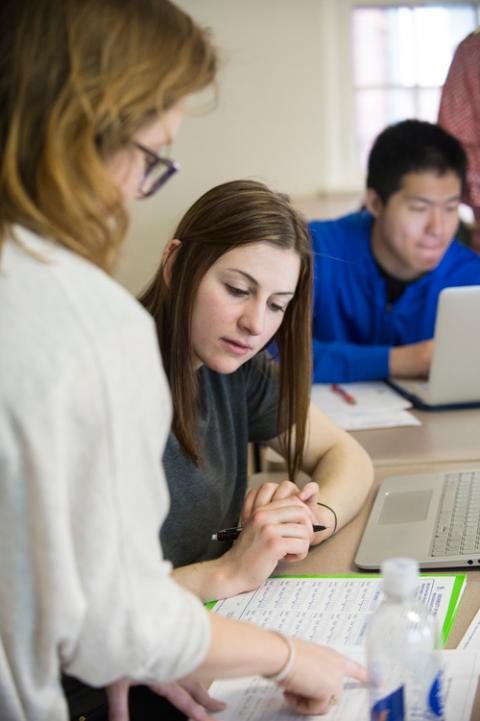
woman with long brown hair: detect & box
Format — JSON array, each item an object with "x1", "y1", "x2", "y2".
[
  {"x1": 141, "y1": 179, "x2": 373, "y2": 602},
  {"x1": 0, "y1": 2, "x2": 367, "y2": 721}
]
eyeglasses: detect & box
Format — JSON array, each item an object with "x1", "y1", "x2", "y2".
[{"x1": 133, "y1": 141, "x2": 181, "y2": 198}]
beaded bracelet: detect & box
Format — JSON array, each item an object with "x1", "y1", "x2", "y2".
[
  {"x1": 317, "y1": 502, "x2": 338, "y2": 535},
  {"x1": 266, "y1": 633, "x2": 296, "y2": 684}
]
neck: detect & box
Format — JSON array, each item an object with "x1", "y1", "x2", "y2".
[{"x1": 371, "y1": 221, "x2": 420, "y2": 282}]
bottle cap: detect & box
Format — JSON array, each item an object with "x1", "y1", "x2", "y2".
[{"x1": 381, "y1": 557, "x2": 419, "y2": 599}]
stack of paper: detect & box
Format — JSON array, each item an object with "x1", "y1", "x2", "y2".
[
  {"x1": 459, "y1": 606, "x2": 480, "y2": 649},
  {"x1": 209, "y1": 649, "x2": 480, "y2": 721},
  {"x1": 208, "y1": 575, "x2": 472, "y2": 721},
  {"x1": 312, "y1": 381, "x2": 421, "y2": 430},
  {"x1": 210, "y1": 575, "x2": 465, "y2": 647}
]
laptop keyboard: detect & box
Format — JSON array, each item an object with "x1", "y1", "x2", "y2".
[{"x1": 431, "y1": 470, "x2": 480, "y2": 557}]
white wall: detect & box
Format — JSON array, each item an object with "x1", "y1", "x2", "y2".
[
  {"x1": 114, "y1": 0, "x2": 480, "y2": 294},
  {"x1": 115, "y1": 0, "x2": 347, "y2": 295}
]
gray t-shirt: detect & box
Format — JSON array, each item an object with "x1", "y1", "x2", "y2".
[{"x1": 161, "y1": 352, "x2": 279, "y2": 567}]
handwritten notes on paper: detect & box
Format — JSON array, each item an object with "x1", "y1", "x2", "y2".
[{"x1": 311, "y1": 382, "x2": 421, "y2": 430}]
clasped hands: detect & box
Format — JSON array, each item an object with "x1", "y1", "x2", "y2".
[
  {"x1": 242, "y1": 478, "x2": 335, "y2": 552},
  {"x1": 211, "y1": 480, "x2": 335, "y2": 597}
]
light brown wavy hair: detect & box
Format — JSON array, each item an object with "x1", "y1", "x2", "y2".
[
  {"x1": 0, "y1": 0, "x2": 216, "y2": 271},
  {"x1": 140, "y1": 180, "x2": 313, "y2": 480}
]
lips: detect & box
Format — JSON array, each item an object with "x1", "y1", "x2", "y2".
[
  {"x1": 221, "y1": 337, "x2": 253, "y2": 355},
  {"x1": 417, "y1": 241, "x2": 443, "y2": 251}
]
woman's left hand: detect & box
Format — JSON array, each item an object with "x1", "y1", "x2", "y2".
[
  {"x1": 242, "y1": 480, "x2": 334, "y2": 546},
  {"x1": 241, "y1": 480, "x2": 317, "y2": 523},
  {"x1": 106, "y1": 678, "x2": 226, "y2": 721}
]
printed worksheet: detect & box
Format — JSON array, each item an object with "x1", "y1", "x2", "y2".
[
  {"x1": 459, "y1": 606, "x2": 480, "y2": 650},
  {"x1": 211, "y1": 575, "x2": 465, "y2": 646},
  {"x1": 210, "y1": 649, "x2": 480, "y2": 721}
]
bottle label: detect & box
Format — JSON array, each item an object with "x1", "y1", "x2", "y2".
[
  {"x1": 370, "y1": 672, "x2": 444, "y2": 721},
  {"x1": 370, "y1": 684, "x2": 404, "y2": 721},
  {"x1": 409, "y1": 669, "x2": 444, "y2": 719},
  {"x1": 428, "y1": 672, "x2": 443, "y2": 717}
]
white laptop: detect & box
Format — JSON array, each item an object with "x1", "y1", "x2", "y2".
[
  {"x1": 355, "y1": 468, "x2": 480, "y2": 570},
  {"x1": 389, "y1": 285, "x2": 480, "y2": 409}
]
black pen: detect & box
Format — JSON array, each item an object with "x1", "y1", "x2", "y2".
[{"x1": 211, "y1": 524, "x2": 328, "y2": 542}]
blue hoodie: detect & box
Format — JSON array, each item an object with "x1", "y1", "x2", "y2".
[{"x1": 310, "y1": 210, "x2": 480, "y2": 382}]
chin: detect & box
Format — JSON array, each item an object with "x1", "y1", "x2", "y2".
[
  {"x1": 203, "y1": 356, "x2": 247, "y2": 375},
  {"x1": 421, "y1": 259, "x2": 441, "y2": 271},
  {"x1": 414, "y1": 255, "x2": 441, "y2": 272}
]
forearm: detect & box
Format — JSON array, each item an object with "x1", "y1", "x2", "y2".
[
  {"x1": 268, "y1": 405, "x2": 374, "y2": 533},
  {"x1": 189, "y1": 615, "x2": 288, "y2": 682},
  {"x1": 172, "y1": 557, "x2": 241, "y2": 604},
  {"x1": 312, "y1": 338, "x2": 389, "y2": 382},
  {"x1": 310, "y1": 436, "x2": 373, "y2": 529}
]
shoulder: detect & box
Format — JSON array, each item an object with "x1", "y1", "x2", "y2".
[
  {"x1": 308, "y1": 210, "x2": 373, "y2": 254},
  {"x1": 458, "y1": 30, "x2": 480, "y2": 55},
  {"x1": 0, "y1": 228, "x2": 159, "y2": 395},
  {"x1": 439, "y1": 239, "x2": 480, "y2": 280},
  {"x1": 3, "y1": 227, "x2": 154, "y2": 336}
]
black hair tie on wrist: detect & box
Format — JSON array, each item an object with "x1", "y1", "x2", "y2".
[{"x1": 317, "y1": 502, "x2": 338, "y2": 535}]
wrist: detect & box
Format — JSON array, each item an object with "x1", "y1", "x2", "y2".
[
  {"x1": 209, "y1": 552, "x2": 247, "y2": 599},
  {"x1": 316, "y1": 501, "x2": 338, "y2": 537},
  {"x1": 264, "y1": 632, "x2": 296, "y2": 686}
]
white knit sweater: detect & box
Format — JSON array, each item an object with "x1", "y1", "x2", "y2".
[{"x1": 0, "y1": 228, "x2": 209, "y2": 721}]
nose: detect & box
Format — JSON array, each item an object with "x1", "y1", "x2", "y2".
[
  {"x1": 239, "y1": 300, "x2": 266, "y2": 336},
  {"x1": 426, "y1": 206, "x2": 444, "y2": 237}
]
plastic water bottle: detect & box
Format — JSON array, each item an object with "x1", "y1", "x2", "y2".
[{"x1": 366, "y1": 557, "x2": 444, "y2": 721}]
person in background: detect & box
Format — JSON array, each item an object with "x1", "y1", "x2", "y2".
[
  {"x1": 310, "y1": 119, "x2": 480, "y2": 384},
  {"x1": 438, "y1": 28, "x2": 480, "y2": 251},
  {"x1": 140, "y1": 179, "x2": 373, "y2": 604},
  {"x1": 0, "y1": 2, "x2": 366, "y2": 721}
]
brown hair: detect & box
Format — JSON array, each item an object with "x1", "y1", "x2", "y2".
[
  {"x1": 0, "y1": 0, "x2": 216, "y2": 271},
  {"x1": 140, "y1": 180, "x2": 313, "y2": 481}
]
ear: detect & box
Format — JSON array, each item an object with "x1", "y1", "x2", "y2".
[
  {"x1": 162, "y1": 239, "x2": 181, "y2": 288},
  {"x1": 365, "y1": 188, "x2": 384, "y2": 218}
]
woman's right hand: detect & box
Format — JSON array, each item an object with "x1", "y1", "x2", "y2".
[
  {"x1": 219, "y1": 496, "x2": 316, "y2": 596},
  {"x1": 279, "y1": 639, "x2": 368, "y2": 715}
]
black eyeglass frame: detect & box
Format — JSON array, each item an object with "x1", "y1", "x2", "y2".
[{"x1": 133, "y1": 141, "x2": 181, "y2": 198}]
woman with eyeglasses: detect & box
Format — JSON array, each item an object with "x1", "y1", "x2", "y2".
[
  {"x1": 0, "y1": 2, "x2": 367, "y2": 721},
  {"x1": 140, "y1": 178, "x2": 374, "y2": 605}
]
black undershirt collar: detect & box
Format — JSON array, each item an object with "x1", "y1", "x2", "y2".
[{"x1": 375, "y1": 260, "x2": 420, "y2": 306}]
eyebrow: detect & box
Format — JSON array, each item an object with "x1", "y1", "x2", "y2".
[
  {"x1": 225, "y1": 268, "x2": 296, "y2": 296},
  {"x1": 406, "y1": 194, "x2": 461, "y2": 205}
]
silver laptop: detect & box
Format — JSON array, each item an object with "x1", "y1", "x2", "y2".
[
  {"x1": 355, "y1": 468, "x2": 480, "y2": 569},
  {"x1": 389, "y1": 285, "x2": 480, "y2": 409}
]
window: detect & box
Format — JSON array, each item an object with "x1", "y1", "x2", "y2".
[{"x1": 352, "y1": 4, "x2": 480, "y2": 171}]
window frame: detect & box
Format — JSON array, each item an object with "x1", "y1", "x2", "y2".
[{"x1": 319, "y1": 0, "x2": 480, "y2": 193}]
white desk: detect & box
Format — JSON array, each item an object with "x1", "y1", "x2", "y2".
[
  {"x1": 352, "y1": 406, "x2": 480, "y2": 467},
  {"x1": 263, "y1": 406, "x2": 480, "y2": 470}
]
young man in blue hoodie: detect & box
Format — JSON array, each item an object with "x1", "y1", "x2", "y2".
[{"x1": 311, "y1": 119, "x2": 480, "y2": 383}]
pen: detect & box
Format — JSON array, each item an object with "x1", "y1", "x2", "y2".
[
  {"x1": 212, "y1": 524, "x2": 328, "y2": 542},
  {"x1": 331, "y1": 383, "x2": 357, "y2": 405}
]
